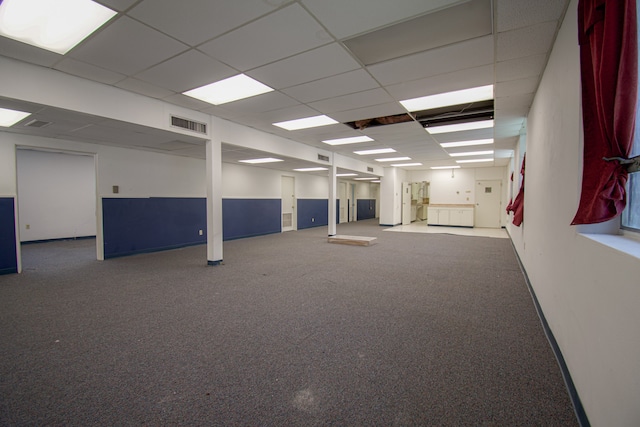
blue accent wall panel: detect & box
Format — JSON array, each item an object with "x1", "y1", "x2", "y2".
[
  {"x1": 223, "y1": 198, "x2": 281, "y2": 240},
  {"x1": 297, "y1": 199, "x2": 328, "y2": 229},
  {"x1": 0, "y1": 198, "x2": 18, "y2": 274},
  {"x1": 357, "y1": 199, "x2": 376, "y2": 221},
  {"x1": 102, "y1": 197, "x2": 206, "y2": 259}
]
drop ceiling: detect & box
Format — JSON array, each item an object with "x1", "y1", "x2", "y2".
[{"x1": 0, "y1": 0, "x2": 570, "y2": 174}]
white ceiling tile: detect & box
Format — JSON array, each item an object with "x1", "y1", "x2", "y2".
[
  {"x1": 69, "y1": 17, "x2": 188, "y2": 75},
  {"x1": 368, "y1": 35, "x2": 494, "y2": 86},
  {"x1": 247, "y1": 43, "x2": 361, "y2": 89},
  {"x1": 302, "y1": 0, "x2": 460, "y2": 39},
  {"x1": 217, "y1": 92, "x2": 301, "y2": 115},
  {"x1": 495, "y1": 76, "x2": 540, "y2": 98},
  {"x1": 281, "y1": 70, "x2": 380, "y2": 104},
  {"x1": 308, "y1": 89, "x2": 395, "y2": 114},
  {"x1": 135, "y1": 50, "x2": 235, "y2": 93},
  {"x1": 497, "y1": 0, "x2": 569, "y2": 32},
  {"x1": 329, "y1": 103, "x2": 409, "y2": 123},
  {"x1": 0, "y1": 37, "x2": 61, "y2": 67},
  {"x1": 495, "y1": 93, "x2": 535, "y2": 110},
  {"x1": 385, "y1": 64, "x2": 494, "y2": 100},
  {"x1": 128, "y1": 0, "x2": 276, "y2": 46},
  {"x1": 497, "y1": 21, "x2": 559, "y2": 61},
  {"x1": 496, "y1": 54, "x2": 549, "y2": 82},
  {"x1": 115, "y1": 78, "x2": 176, "y2": 99},
  {"x1": 198, "y1": 4, "x2": 331, "y2": 71},
  {"x1": 55, "y1": 58, "x2": 126, "y2": 85}
]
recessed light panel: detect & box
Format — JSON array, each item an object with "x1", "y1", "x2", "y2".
[
  {"x1": 426, "y1": 119, "x2": 494, "y2": 134},
  {"x1": 239, "y1": 158, "x2": 283, "y2": 164},
  {"x1": 440, "y1": 138, "x2": 494, "y2": 148},
  {"x1": 274, "y1": 115, "x2": 338, "y2": 131},
  {"x1": 294, "y1": 167, "x2": 328, "y2": 172},
  {"x1": 354, "y1": 177, "x2": 377, "y2": 180},
  {"x1": 184, "y1": 74, "x2": 274, "y2": 105},
  {"x1": 431, "y1": 166, "x2": 461, "y2": 169},
  {"x1": 354, "y1": 148, "x2": 396, "y2": 155},
  {"x1": 400, "y1": 85, "x2": 493, "y2": 112},
  {"x1": 375, "y1": 157, "x2": 411, "y2": 162},
  {"x1": 322, "y1": 136, "x2": 373, "y2": 145},
  {"x1": 449, "y1": 150, "x2": 494, "y2": 157},
  {"x1": 0, "y1": 107, "x2": 31, "y2": 127},
  {"x1": 336, "y1": 173, "x2": 358, "y2": 177},
  {"x1": 0, "y1": 0, "x2": 117, "y2": 55}
]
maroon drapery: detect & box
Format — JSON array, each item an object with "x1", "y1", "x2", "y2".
[
  {"x1": 507, "y1": 155, "x2": 525, "y2": 226},
  {"x1": 572, "y1": 0, "x2": 638, "y2": 225}
]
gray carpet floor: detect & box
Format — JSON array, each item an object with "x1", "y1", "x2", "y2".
[{"x1": 0, "y1": 220, "x2": 578, "y2": 426}]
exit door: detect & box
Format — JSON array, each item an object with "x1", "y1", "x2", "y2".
[
  {"x1": 402, "y1": 182, "x2": 412, "y2": 225},
  {"x1": 281, "y1": 176, "x2": 295, "y2": 231}
]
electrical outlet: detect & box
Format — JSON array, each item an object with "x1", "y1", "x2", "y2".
[
  {"x1": 25, "y1": 224, "x2": 30, "y2": 230},
  {"x1": 199, "y1": 229, "x2": 203, "y2": 235},
  {"x1": 311, "y1": 218, "x2": 314, "y2": 222}
]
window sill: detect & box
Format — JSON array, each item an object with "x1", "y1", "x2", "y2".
[{"x1": 579, "y1": 232, "x2": 640, "y2": 260}]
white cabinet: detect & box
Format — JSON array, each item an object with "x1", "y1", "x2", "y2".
[{"x1": 427, "y1": 206, "x2": 474, "y2": 227}]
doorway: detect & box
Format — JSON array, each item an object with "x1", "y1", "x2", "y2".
[
  {"x1": 281, "y1": 176, "x2": 295, "y2": 232},
  {"x1": 339, "y1": 181, "x2": 348, "y2": 223},
  {"x1": 475, "y1": 180, "x2": 502, "y2": 228},
  {"x1": 16, "y1": 148, "x2": 98, "y2": 270},
  {"x1": 401, "y1": 182, "x2": 412, "y2": 225}
]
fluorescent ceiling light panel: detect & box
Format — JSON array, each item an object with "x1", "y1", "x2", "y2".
[
  {"x1": 391, "y1": 163, "x2": 423, "y2": 167},
  {"x1": 456, "y1": 158, "x2": 494, "y2": 164},
  {"x1": 0, "y1": 0, "x2": 117, "y2": 55},
  {"x1": 238, "y1": 157, "x2": 283, "y2": 164},
  {"x1": 184, "y1": 74, "x2": 274, "y2": 105},
  {"x1": 375, "y1": 157, "x2": 411, "y2": 162},
  {"x1": 371, "y1": 180, "x2": 381, "y2": 183},
  {"x1": 440, "y1": 138, "x2": 494, "y2": 148},
  {"x1": 0, "y1": 108, "x2": 31, "y2": 127},
  {"x1": 426, "y1": 119, "x2": 494, "y2": 134},
  {"x1": 354, "y1": 148, "x2": 396, "y2": 155},
  {"x1": 336, "y1": 173, "x2": 358, "y2": 177},
  {"x1": 273, "y1": 115, "x2": 338, "y2": 131},
  {"x1": 400, "y1": 85, "x2": 493, "y2": 112},
  {"x1": 431, "y1": 166, "x2": 461, "y2": 170},
  {"x1": 322, "y1": 136, "x2": 373, "y2": 145},
  {"x1": 294, "y1": 167, "x2": 328, "y2": 172},
  {"x1": 449, "y1": 150, "x2": 494, "y2": 157},
  {"x1": 354, "y1": 177, "x2": 377, "y2": 180}
]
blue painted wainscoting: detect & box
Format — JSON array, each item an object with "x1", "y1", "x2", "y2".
[
  {"x1": 222, "y1": 198, "x2": 281, "y2": 240},
  {"x1": 357, "y1": 199, "x2": 376, "y2": 221},
  {"x1": 297, "y1": 199, "x2": 340, "y2": 229},
  {"x1": 102, "y1": 197, "x2": 207, "y2": 259},
  {"x1": 0, "y1": 197, "x2": 18, "y2": 274}
]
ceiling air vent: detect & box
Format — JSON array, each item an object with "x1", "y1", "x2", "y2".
[
  {"x1": 171, "y1": 115, "x2": 207, "y2": 134},
  {"x1": 318, "y1": 154, "x2": 329, "y2": 162},
  {"x1": 24, "y1": 119, "x2": 52, "y2": 128},
  {"x1": 367, "y1": 167, "x2": 374, "y2": 172}
]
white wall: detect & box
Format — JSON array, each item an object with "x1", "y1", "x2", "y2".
[
  {"x1": 508, "y1": 1, "x2": 640, "y2": 425},
  {"x1": 17, "y1": 149, "x2": 96, "y2": 241}
]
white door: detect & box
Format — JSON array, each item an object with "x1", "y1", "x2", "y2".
[
  {"x1": 339, "y1": 182, "x2": 348, "y2": 223},
  {"x1": 475, "y1": 180, "x2": 502, "y2": 228},
  {"x1": 281, "y1": 176, "x2": 295, "y2": 232},
  {"x1": 402, "y1": 182, "x2": 412, "y2": 225}
]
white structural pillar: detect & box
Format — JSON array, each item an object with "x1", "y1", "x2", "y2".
[
  {"x1": 206, "y1": 138, "x2": 223, "y2": 265},
  {"x1": 328, "y1": 162, "x2": 337, "y2": 236}
]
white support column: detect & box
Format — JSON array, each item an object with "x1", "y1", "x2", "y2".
[
  {"x1": 206, "y1": 138, "x2": 223, "y2": 265},
  {"x1": 328, "y1": 161, "x2": 337, "y2": 236}
]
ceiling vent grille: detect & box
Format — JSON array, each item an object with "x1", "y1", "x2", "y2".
[
  {"x1": 24, "y1": 119, "x2": 52, "y2": 128},
  {"x1": 318, "y1": 154, "x2": 329, "y2": 162},
  {"x1": 171, "y1": 116, "x2": 207, "y2": 134},
  {"x1": 367, "y1": 167, "x2": 374, "y2": 172}
]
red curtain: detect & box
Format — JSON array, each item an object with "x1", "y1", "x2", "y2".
[
  {"x1": 507, "y1": 155, "x2": 525, "y2": 226},
  {"x1": 572, "y1": 0, "x2": 638, "y2": 225}
]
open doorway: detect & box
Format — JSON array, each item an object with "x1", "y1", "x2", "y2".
[{"x1": 16, "y1": 148, "x2": 97, "y2": 271}]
